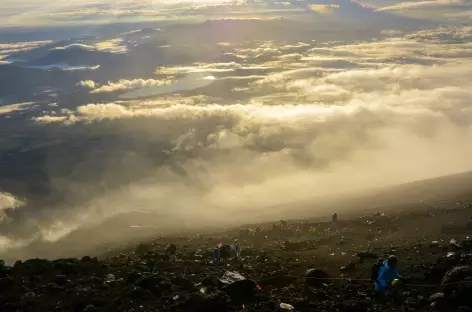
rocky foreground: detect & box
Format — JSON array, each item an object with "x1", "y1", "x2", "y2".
[{"x1": 1, "y1": 203, "x2": 472, "y2": 312}]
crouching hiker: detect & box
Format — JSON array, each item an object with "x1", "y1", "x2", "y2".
[
  {"x1": 212, "y1": 243, "x2": 232, "y2": 263},
  {"x1": 372, "y1": 255, "x2": 402, "y2": 298}
]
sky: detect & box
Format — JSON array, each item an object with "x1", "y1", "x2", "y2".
[{"x1": 2, "y1": 0, "x2": 472, "y2": 27}]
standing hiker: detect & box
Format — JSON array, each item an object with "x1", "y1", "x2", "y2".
[
  {"x1": 331, "y1": 213, "x2": 338, "y2": 231},
  {"x1": 232, "y1": 239, "x2": 241, "y2": 259}
]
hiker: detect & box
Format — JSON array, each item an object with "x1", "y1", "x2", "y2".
[
  {"x1": 331, "y1": 213, "x2": 338, "y2": 231},
  {"x1": 164, "y1": 244, "x2": 177, "y2": 262},
  {"x1": 372, "y1": 255, "x2": 401, "y2": 295},
  {"x1": 212, "y1": 243, "x2": 223, "y2": 263},
  {"x1": 212, "y1": 243, "x2": 232, "y2": 263},
  {"x1": 165, "y1": 244, "x2": 177, "y2": 255},
  {"x1": 220, "y1": 244, "x2": 232, "y2": 260},
  {"x1": 232, "y1": 239, "x2": 241, "y2": 259}
]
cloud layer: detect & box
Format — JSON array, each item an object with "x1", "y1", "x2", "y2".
[{"x1": 36, "y1": 26, "x2": 472, "y2": 197}]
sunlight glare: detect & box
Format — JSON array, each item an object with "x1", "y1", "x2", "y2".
[{"x1": 157, "y1": 0, "x2": 233, "y2": 3}]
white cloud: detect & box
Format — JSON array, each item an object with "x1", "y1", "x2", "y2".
[
  {"x1": 0, "y1": 40, "x2": 52, "y2": 56},
  {"x1": 377, "y1": 0, "x2": 470, "y2": 11},
  {"x1": 405, "y1": 26, "x2": 472, "y2": 41},
  {"x1": 0, "y1": 102, "x2": 36, "y2": 115},
  {"x1": 53, "y1": 43, "x2": 95, "y2": 51},
  {"x1": 380, "y1": 29, "x2": 404, "y2": 37},
  {"x1": 308, "y1": 4, "x2": 340, "y2": 14},
  {"x1": 30, "y1": 64, "x2": 100, "y2": 71},
  {"x1": 54, "y1": 40, "x2": 127, "y2": 54},
  {"x1": 82, "y1": 73, "x2": 219, "y2": 98},
  {"x1": 119, "y1": 74, "x2": 215, "y2": 99},
  {"x1": 0, "y1": 192, "x2": 24, "y2": 233},
  {"x1": 157, "y1": 62, "x2": 269, "y2": 75},
  {"x1": 94, "y1": 38, "x2": 128, "y2": 54},
  {"x1": 0, "y1": 192, "x2": 23, "y2": 212},
  {"x1": 77, "y1": 80, "x2": 96, "y2": 89},
  {"x1": 90, "y1": 78, "x2": 172, "y2": 94},
  {"x1": 33, "y1": 86, "x2": 472, "y2": 196},
  {"x1": 34, "y1": 115, "x2": 70, "y2": 123}
]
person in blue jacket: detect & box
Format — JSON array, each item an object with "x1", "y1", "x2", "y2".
[{"x1": 374, "y1": 255, "x2": 401, "y2": 294}]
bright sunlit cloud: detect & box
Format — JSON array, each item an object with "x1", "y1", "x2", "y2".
[
  {"x1": 1, "y1": 0, "x2": 245, "y2": 26},
  {"x1": 309, "y1": 4, "x2": 340, "y2": 14}
]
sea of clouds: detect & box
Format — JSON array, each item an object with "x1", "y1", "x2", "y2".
[
  {"x1": 1, "y1": 8, "x2": 472, "y2": 258},
  {"x1": 30, "y1": 25, "x2": 472, "y2": 231}
]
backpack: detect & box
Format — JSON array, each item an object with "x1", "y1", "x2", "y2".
[{"x1": 371, "y1": 258, "x2": 384, "y2": 282}]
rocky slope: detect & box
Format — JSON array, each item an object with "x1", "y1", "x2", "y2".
[{"x1": 1, "y1": 200, "x2": 472, "y2": 312}]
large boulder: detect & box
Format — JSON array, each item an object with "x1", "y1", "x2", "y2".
[
  {"x1": 219, "y1": 271, "x2": 257, "y2": 301},
  {"x1": 462, "y1": 239, "x2": 472, "y2": 251},
  {"x1": 134, "y1": 274, "x2": 164, "y2": 296},
  {"x1": 52, "y1": 258, "x2": 82, "y2": 275},
  {"x1": 0, "y1": 260, "x2": 9, "y2": 277},
  {"x1": 342, "y1": 300, "x2": 368, "y2": 312},
  {"x1": 442, "y1": 266, "x2": 472, "y2": 287},
  {"x1": 124, "y1": 286, "x2": 155, "y2": 301},
  {"x1": 17, "y1": 258, "x2": 51, "y2": 274},
  {"x1": 442, "y1": 266, "x2": 472, "y2": 307},
  {"x1": 426, "y1": 256, "x2": 461, "y2": 283},
  {"x1": 182, "y1": 291, "x2": 229, "y2": 312},
  {"x1": 258, "y1": 274, "x2": 297, "y2": 288},
  {"x1": 356, "y1": 252, "x2": 378, "y2": 263},
  {"x1": 305, "y1": 268, "x2": 330, "y2": 288}
]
